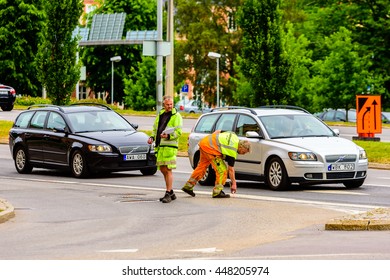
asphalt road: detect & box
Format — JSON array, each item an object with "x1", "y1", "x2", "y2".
[{"x1": 1, "y1": 144, "x2": 390, "y2": 260}]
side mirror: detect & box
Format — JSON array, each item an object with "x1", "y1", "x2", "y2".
[
  {"x1": 131, "y1": 123, "x2": 139, "y2": 130},
  {"x1": 333, "y1": 128, "x2": 340, "y2": 136},
  {"x1": 246, "y1": 131, "x2": 263, "y2": 139}
]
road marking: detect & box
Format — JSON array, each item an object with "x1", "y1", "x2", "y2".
[
  {"x1": 2, "y1": 176, "x2": 387, "y2": 211},
  {"x1": 178, "y1": 247, "x2": 223, "y2": 253},
  {"x1": 97, "y1": 249, "x2": 138, "y2": 253},
  {"x1": 218, "y1": 253, "x2": 389, "y2": 259},
  {"x1": 303, "y1": 190, "x2": 368, "y2": 195}
]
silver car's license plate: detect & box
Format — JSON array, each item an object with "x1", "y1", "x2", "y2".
[
  {"x1": 124, "y1": 154, "x2": 147, "y2": 161},
  {"x1": 328, "y1": 163, "x2": 355, "y2": 171}
]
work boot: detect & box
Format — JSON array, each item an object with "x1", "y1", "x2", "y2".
[
  {"x1": 212, "y1": 190, "x2": 230, "y2": 198},
  {"x1": 159, "y1": 191, "x2": 176, "y2": 202},
  {"x1": 161, "y1": 191, "x2": 176, "y2": 203},
  {"x1": 181, "y1": 186, "x2": 196, "y2": 197}
]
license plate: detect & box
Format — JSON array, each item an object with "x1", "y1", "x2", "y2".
[
  {"x1": 328, "y1": 163, "x2": 355, "y2": 171},
  {"x1": 124, "y1": 154, "x2": 147, "y2": 161}
]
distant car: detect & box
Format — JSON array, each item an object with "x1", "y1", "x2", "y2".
[
  {"x1": 318, "y1": 109, "x2": 390, "y2": 124},
  {"x1": 175, "y1": 99, "x2": 211, "y2": 114},
  {"x1": 317, "y1": 109, "x2": 357, "y2": 122},
  {"x1": 0, "y1": 83, "x2": 16, "y2": 111},
  {"x1": 382, "y1": 112, "x2": 390, "y2": 124},
  {"x1": 9, "y1": 104, "x2": 157, "y2": 178},
  {"x1": 187, "y1": 106, "x2": 368, "y2": 191}
]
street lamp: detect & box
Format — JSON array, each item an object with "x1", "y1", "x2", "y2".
[
  {"x1": 208, "y1": 51, "x2": 221, "y2": 107},
  {"x1": 110, "y1": 56, "x2": 122, "y2": 105}
]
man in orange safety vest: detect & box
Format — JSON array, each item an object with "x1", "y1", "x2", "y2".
[{"x1": 182, "y1": 130, "x2": 250, "y2": 198}]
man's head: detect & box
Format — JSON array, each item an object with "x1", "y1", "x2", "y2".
[
  {"x1": 162, "y1": 95, "x2": 174, "y2": 112},
  {"x1": 237, "y1": 140, "x2": 251, "y2": 155}
]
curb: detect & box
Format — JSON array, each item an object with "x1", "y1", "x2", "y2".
[
  {"x1": 0, "y1": 198, "x2": 15, "y2": 224},
  {"x1": 325, "y1": 208, "x2": 390, "y2": 231}
]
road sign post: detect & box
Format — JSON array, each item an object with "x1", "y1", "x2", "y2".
[{"x1": 354, "y1": 95, "x2": 382, "y2": 141}]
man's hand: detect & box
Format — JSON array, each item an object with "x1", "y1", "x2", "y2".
[{"x1": 231, "y1": 183, "x2": 237, "y2": 194}]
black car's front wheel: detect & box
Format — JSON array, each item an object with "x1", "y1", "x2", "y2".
[
  {"x1": 70, "y1": 150, "x2": 89, "y2": 178},
  {"x1": 140, "y1": 167, "x2": 157, "y2": 176},
  {"x1": 14, "y1": 146, "x2": 33, "y2": 174}
]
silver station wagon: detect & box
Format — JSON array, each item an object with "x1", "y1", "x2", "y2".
[{"x1": 187, "y1": 106, "x2": 368, "y2": 190}]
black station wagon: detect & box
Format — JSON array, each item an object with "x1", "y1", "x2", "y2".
[{"x1": 9, "y1": 104, "x2": 157, "y2": 178}]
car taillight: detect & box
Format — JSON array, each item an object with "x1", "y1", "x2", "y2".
[
  {"x1": 10, "y1": 89, "x2": 16, "y2": 96},
  {"x1": 180, "y1": 105, "x2": 184, "y2": 110}
]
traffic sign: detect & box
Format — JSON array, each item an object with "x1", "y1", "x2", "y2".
[
  {"x1": 356, "y1": 95, "x2": 382, "y2": 134},
  {"x1": 181, "y1": 84, "x2": 189, "y2": 93}
]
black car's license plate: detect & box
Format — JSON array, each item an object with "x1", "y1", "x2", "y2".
[
  {"x1": 328, "y1": 163, "x2": 355, "y2": 171},
  {"x1": 124, "y1": 154, "x2": 147, "y2": 161}
]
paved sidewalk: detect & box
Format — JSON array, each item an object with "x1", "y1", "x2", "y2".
[{"x1": 0, "y1": 198, "x2": 15, "y2": 224}]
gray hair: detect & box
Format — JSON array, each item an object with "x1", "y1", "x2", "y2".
[{"x1": 163, "y1": 95, "x2": 173, "y2": 103}]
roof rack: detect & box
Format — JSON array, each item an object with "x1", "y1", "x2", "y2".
[
  {"x1": 258, "y1": 105, "x2": 310, "y2": 114},
  {"x1": 211, "y1": 106, "x2": 257, "y2": 115},
  {"x1": 68, "y1": 103, "x2": 112, "y2": 110},
  {"x1": 27, "y1": 104, "x2": 64, "y2": 112}
]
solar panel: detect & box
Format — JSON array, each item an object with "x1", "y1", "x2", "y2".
[
  {"x1": 72, "y1": 27, "x2": 89, "y2": 42},
  {"x1": 126, "y1": 30, "x2": 158, "y2": 41},
  {"x1": 89, "y1": 13, "x2": 126, "y2": 41}
]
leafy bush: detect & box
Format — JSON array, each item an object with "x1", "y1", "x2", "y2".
[{"x1": 15, "y1": 96, "x2": 52, "y2": 106}]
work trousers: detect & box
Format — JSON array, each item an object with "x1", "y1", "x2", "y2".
[{"x1": 184, "y1": 148, "x2": 228, "y2": 196}]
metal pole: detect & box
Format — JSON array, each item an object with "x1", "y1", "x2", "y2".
[
  {"x1": 76, "y1": 51, "x2": 79, "y2": 100},
  {"x1": 216, "y1": 57, "x2": 220, "y2": 107},
  {"x1": 111, "y1": 61, "x2": 114, "y2": 105},
  {"x1": 165, "y1": 0, "x2": 174, "y2": 97},
  {"x1": 156, "y1": 0, "x2": 163, "y2": 112}
]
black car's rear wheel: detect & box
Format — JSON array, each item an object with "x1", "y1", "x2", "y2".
[
  {"x1": 14, "y1": 146, "x2": 33, "y2": 174},
  {"x1": 71, "y1": 150, "x2": 89, "y2": 178},
  {"x1": 265, "y1": 157, "x2": 290, "y2": 191}
]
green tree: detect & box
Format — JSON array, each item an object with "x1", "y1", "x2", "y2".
[
  {"x1": 123, "y1": 57, "x2": 156, "y2": 110},
  {"x1": 80, "y1": 0, "x2": 156, "y2": 105},
  {"x1": 311, "y1": 27, "x2": 374, "y2": 119},
  {"x1": 35, "y1": 0, "x2": 83, "y2": 105},
  {"x1": 0, "y1": 0, "x2": 45, "y2": 96},
  {"x1": 292, "y1": 0, "x2": 389, "y2": 108},
  {"x1": 236, "y1": 0, "x2": 292, "y2": 106},
  {"x1": 175, "y1": 0, "x2": 243, "y2": 106}
]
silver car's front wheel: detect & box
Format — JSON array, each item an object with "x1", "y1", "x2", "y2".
[{"x1": 265, "y1": 157, "x2": 290, "y2": 191}]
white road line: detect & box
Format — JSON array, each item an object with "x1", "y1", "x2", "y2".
[
  {"x1": 97, "y1": 249, "x2": 138, "y2": 253},
  {"x1": 303, "y1": 190, "x2": 368, "y2": 195},
  {"x1": 2, "y1": 176, "x2": 387, "y2": 211},
  {"x1": 178, "y1": 247, "x2": 223, "y2": 253}
]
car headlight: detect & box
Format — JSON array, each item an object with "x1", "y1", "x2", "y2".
[
  {"x1": 288, "y1": 152, "x2": 317, "y2": 161},
  {"x1": 359, "y1": 149, "x2": 367, "y2": 159},
  {"x1": 88, "y1": 145, "x2": 112, "y2": 152}
]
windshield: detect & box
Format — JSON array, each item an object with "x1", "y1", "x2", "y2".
[
  {"x1": 68, "y1": 111, "x2": 135, "y2": 133},
  {"x1": 259, "y1": 114, "x2": 335, "y2": 139}
]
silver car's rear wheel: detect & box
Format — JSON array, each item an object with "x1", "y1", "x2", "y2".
[{"x1": 265, "y1": 157, "x2": 290, "y2": 191}]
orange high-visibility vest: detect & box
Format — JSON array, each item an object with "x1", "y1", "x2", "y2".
[{"x1": 199, "y1": 131, "x2": 239, "y2": 158}]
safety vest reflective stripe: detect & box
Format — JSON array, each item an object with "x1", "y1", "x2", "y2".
[
  {"x1": 201, "y1": 131, "x2": 238, "y2": 158},
  {"x1": 219, "y1": 132, "x2": 238, "y2": 158}
]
